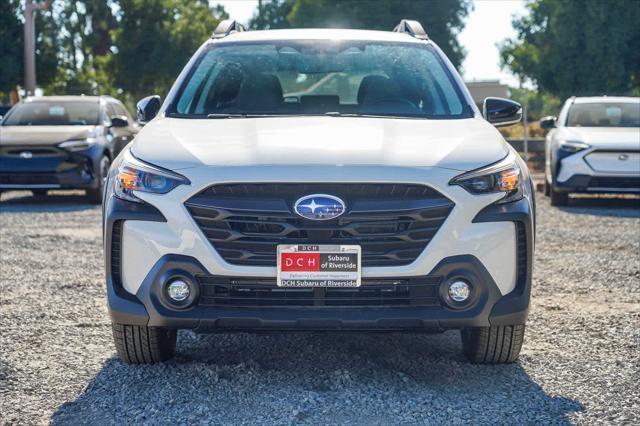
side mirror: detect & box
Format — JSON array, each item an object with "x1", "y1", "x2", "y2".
[
  {"x1": 136, "y1": 95, "x2": 161, "y2": 125},
  {"x1": 540, "y1": 116, "x2": 557, "y2": 130},
  {"x1": 109, "y1": 116, "x2": 129, "y2": 128},
  {"x1": 483, "y1": 97, "x2": 523, "y2": 127}
]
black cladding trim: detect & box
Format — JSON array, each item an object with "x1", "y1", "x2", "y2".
[
  {"x1": 554, "y1": 174, "x2": 640, "y2": 193},
  {"x1": 104, "y1": 196, "x2": 167, "y2": 325},
  {"x1": 472, "y1": 196, "x2": 534, "y2": 325},
  {"x1": 104, "y1": 253, "x2": 528, "y2": 331}
]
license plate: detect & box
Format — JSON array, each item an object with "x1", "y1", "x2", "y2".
[{"x1": 277, "y1": 245, "x2": 361, "y2": 287}]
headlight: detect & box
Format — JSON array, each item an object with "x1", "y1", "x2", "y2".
[
  {"x1": 113, "y1": 149, "x2": 189, "y2": 203},
  {"x1": 450, "y1": 151, "x2": 523, "y2": 204},
  {"x1": 58, "y1": 137, "x2": 97, "y2": 151},
  {"x1": 558, "y1": 140, "x2": 590, "y2": 153}
]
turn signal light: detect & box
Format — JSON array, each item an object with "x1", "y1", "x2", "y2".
[{"x1": 498, "y1": 169, "x2": 519, "y2": 192}]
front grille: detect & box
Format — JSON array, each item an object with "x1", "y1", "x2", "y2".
[
  {"x1": 185, "y1": 183, "x2": 454, "y2": 267},
  {"x1": 0, "y1": 173, "x2": 59, "y2": 185},
  {"x1": 197, "y1": 275, "x2": 442, "y2": 307},
  {"x1": 589, "y1": 176, "x2": 640, "y2": 189},
  {"x1": 1, "y1": 147, "x2": 63, "y2": 157}
]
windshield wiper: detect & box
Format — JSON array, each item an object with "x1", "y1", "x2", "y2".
[
  {"x1": 206, "y1": 113, "x2": 306, "y2": 119},
  {"x1": 323, "y1": 112, "x2": 429, "y2": 119},
  {"x1": 206, "y1": 113, "x2": 249, "y2": 119},
  {"x1": 200, "y1": 112, "x2": 429, "y2": 119}
]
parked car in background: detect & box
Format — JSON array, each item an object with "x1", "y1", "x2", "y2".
[
  {"x1": 104, "y1": 20, "x2": 535, "y2": 365},
  {"x1": 0, "y1": 95, "x2": 138, "y2": 203},
  {"x1": 541, "y1": 96, "x2": 640, "y2": 205}
]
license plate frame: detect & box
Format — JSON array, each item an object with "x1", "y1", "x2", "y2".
[{"x1": 277, "y1": 244, "x2": 361, "y2": 287}]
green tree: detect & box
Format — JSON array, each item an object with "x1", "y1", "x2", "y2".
[
  {"x1": 113, "y1": 0, "x2": 227, "y2": 100},
  {"x1": 0, "y1": 0, "x2": 23, "y2": 98},
  {"x1": 250, "y1": 0, "x2": 472, "y2": 68},
  {"x1": 250, "y1": 0, "x2": 295, "y2": 30},
  {"x1": 40, "y1": 1, "x2": 119, "y2": 96},
  {"x1": 508, "y1": 87, "x2": 561, "y2": 121},
  {"x1": 0, "y1": 0, "x2": 58, "y2": 99},
  {"x1": 500, "y1": 0, "x2": 640, "y2": 98},
  {"x1": 1, "y1": 0, "x2": 227, "y2": 104},
  {"x1": 0, "y1": 1, "x2": 118, "y2": 97},
  {"x1": 33, "y1": 3, "x2": 61, "y2": 92}
]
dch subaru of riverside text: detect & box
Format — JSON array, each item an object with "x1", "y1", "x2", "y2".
[{"x1": 103, "y1": 20, "x2": 535, "y2": 364}]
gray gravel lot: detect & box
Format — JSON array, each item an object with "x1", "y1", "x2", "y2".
[{"x1": 1, "y1": 190, "x2": 639, "y2": 425}]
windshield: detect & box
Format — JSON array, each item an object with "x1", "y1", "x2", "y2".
[
  {"x1": 567, "y1": 102, "x2": 640, "y2": 127},
  {"x1": 2, "y1": 101, "x2": 100, "y2": 126},
  {"x1": 169, "y1": 41, "x2": 472, "y2": 119}
]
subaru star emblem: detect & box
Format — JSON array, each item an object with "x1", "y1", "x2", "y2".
[
  {"x1": 19, "y1": 151, "x2": 33, "y2": 159},
  {"x1": 294, "y1": 194, "x2": 346, "y2": 220}
]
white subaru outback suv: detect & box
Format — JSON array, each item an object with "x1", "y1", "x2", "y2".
[{"x1": 103, "y1": 20, "x2": 535, "y2": 364}]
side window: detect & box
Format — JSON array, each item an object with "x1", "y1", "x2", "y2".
[
  {"x1": 558, "y1": 100, "x2": 572, "y2": 127},
  {"x1": 105, "y1": 103, "x2": 118, "y2": 119},
  {"x1": 114, "y1": 102, "x2": 132, "y2": 120}
]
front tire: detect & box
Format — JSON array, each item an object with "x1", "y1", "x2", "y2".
[
  {"x1": 461, "y1": 324, "x2": 525, "y2": 364},
  {"x1": 86, "y1": 155, "x2": 110, "y2": 204},
  {"x1": 112, "y1": 322, "x2": 177, "y2": 364}
]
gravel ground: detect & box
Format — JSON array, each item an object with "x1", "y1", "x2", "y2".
[{"x1": 1, "y1": 190, "x2": 639, "y2": 425}]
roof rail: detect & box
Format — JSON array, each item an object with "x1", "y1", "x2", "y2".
[
  {"x1": 212, "y1": 19, "x2": 246, "y2": 39},
  {"x1": 393, "y1": 19, "x2": 428, "y2": 40}
]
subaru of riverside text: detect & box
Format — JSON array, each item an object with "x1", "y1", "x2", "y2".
[{"x1": 104, "y1": 20, "x2": 535, "y2": 364}]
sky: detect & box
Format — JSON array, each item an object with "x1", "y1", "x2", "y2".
[{"x1": 214, "y1": 0, "x2": 528, "y2": 86}]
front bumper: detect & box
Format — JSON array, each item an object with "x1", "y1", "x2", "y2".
[
  {"x1": 555, "y1": 174, "x2": 640, "y2": 194},
  {"x1": 0, "y1": 144, "x2": 104, "y2": 190},
  {"x1": 555, "y1": 149, "x2": 640, "y2": 193},
  {"x1": 105, "y1": 182, "x2": 534, "y2": 331}
]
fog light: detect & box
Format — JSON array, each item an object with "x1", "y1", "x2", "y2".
[
  {"x1": 167, "y1": 279, "x2": 190, "y2": 302},
  {"x1": 448, "y1": 280, "x2": 471, "y2": 302}
]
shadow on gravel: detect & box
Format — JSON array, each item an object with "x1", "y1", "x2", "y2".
[
  {"x1": 557, "y1": 196, "x2": 640, "y2": 218},
  {"x1": 52, "y1": 332, "x2": 583, "y2": 424},
  {"x1": 0, "y1": 191, "x2": 95, "y2": 213}
]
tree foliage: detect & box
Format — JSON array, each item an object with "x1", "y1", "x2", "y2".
[
  {"x1": 33, "y1": 6, "x2": 60, "y2": 91},
  {"x1": 0, "y1": 0, "x2": 59, "y2": 99},
  {"x1": 508, "y1": 87, "x2": 561, "y2": 122},
  {"x1": 43, "y1": 1, "x2": 117, "y2": 95},
  {"x1": 113, "y1": 0, "x2": 227, "y2": 100},
  {"x1": 2, "y1": 0, "x2": 473, "y2": 104},
  {"x1": 0, "y1": 0, "x2": 24, "y2": 95},
  {"x1": 500, "y1": 0, "x2": 640, "y2": 98},
  {"x1": 250, "y1": 0, "x2": 473, "y2": 68},
  {"x1": 0, "y1": 0, "x2": 227, "y2": 104},
  {"x1": 250, "y1": 0, "x2": 294, "y2": 30}
]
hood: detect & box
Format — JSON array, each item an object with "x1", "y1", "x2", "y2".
[
  {"x1": 558, "y1": 126, "x2": 640, "y2": 149},
  {"x1": 131, "y1": 116, "x2": 509, "y2": 172},
  {"x1": 0, "y1": 125, "x2": 96, "y2": 146}
]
